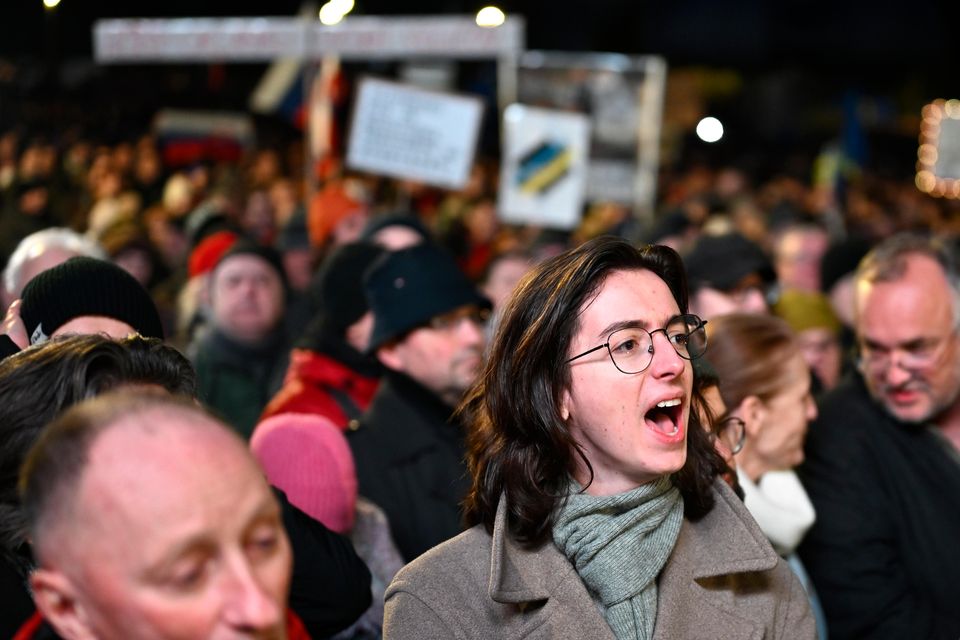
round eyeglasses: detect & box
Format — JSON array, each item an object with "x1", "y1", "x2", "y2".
[
  {"x1": 566, "y1": 314, "x2": 708, "y2": 375},
  {"x1": 715, "y1": 415, "x2": 746, "y2": 454}
]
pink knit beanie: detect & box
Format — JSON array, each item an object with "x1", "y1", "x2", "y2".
[{"x1": 250, "y1": 413, "x2": 358, "y2": 533}]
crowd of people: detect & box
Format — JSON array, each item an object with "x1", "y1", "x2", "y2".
[{"x1": 0, "y1": 123, "x2": 958, "y2": 639}]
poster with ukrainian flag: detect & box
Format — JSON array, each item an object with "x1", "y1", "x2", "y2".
[{"x1": 498, "y1": 104, "x2": 590, "y2": 230}]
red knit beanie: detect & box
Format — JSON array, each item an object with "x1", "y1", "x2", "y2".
[{"x1": 187, "y1": 230, "x2": 238, "y2": 278}]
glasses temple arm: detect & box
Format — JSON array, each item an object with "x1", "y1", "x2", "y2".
[{"x1": 565, "y1": 343, "x2": 608, "y2": 364}]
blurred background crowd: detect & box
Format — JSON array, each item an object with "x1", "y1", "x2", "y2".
[{"x1": 1, "y1": 2, "x2": 959, "y2": 639}]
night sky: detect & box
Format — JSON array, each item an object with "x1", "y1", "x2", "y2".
[{"x1": 0, "y1": 1, "x2": 954, "y2": 176}]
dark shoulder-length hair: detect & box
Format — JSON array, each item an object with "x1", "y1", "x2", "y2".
[
  {"x1": 0, "y1": 334, "x2": 197, "y2": 577},
  {"x1": 461, "y1": 235, "x2": 724, "y2": 548}
]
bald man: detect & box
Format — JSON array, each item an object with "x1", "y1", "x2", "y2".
[{"x1": 19, "y1": 393, "x2": 306, "y2": 640}]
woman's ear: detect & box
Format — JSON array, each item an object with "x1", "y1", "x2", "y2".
[
  {"x1": 560, "y1": 388, "x2": 571, "y2": 422},
  {"x1": 737, "y1": 395, "x2": 767, "y2": 438}
]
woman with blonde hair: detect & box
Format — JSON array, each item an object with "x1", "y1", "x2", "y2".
[{"x1": 706, "y1": 312, "x2": 827, "y2": 638}]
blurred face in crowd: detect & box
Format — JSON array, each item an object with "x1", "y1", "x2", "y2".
[
  {"x1": 562, "y1": 269, "x2": 692, "y2": 496},
  {"x1": 690, "y1": 274, "x2": 769, "y2": 320},
  {"x1": 330, "y1": 211, "x2": 369, "y2": 248},
  {"x1": 268, "y1": 179, "x2": 298, "y2": 226},
  {"x1": 828, "y1": 273, "x2": 857, "y2": 329},
  {"x1": 19, "y1": 185, "x2": 49, "y2": 216},
  {"x1": 345, "y1": 311, "x2": 375, "y2": 354},
  {"x1": 481, "y1": 255, "x2": 531, "y2": 311},
  {"x1": 797, "y1": 327, "x2": 842, "y2": 391},
  {"x1": 856, "y1": 253, "x2": 960, "y2": 425},
  {"x1": 210, "y1": 255, "x2": 285, "y2": 343},
  {"x1": 32, "y1": 413, "x2": 292, "y2": 640},
  {"x1": 114, "y1": 247, "x2": 155, "y2": 287},
  {"x1": 281, "y1": 248, "x2": 313, "y2": 293},
  {"x1": 377, "y1": 303, "x2": 487, "y2": 407},
  {"x1": 775, "y1": 227, "x2": 828, "y2": 292},
  {"x1": 369, "y1": 225, "x2": 424, "y2": 251},
  {"x1": 735, "y1": 353, "x2": 816, "y2": 481}
]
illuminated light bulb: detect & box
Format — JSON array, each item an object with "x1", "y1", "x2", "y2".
[
  {"x1": 920, "y1": 122, "x2": 940, "y2": 138},
  {"x1": 946, "y1": 99, "x2": 960, "y2": 119},
  {"x1": 330, "y1": 0, "x2": 355, "y2": 14},
  {"x1": 916, "y1": 170, "x2": 936, "y2": 192},
  {"x1": 43, "y1": 0, "x2": 60, "y2": 8},
  {"x1": 918, "y1": 143, "x2": 938, "y2": 165},
  {"x1": 476, "y1": 6, "x2": 506, "y2": 28},
  {"x1": 319, "y1": 2, "x2": 345, "y2": 25},
  {"x1": 696, "y1": 116, "x2": 724, "y2": 143}
]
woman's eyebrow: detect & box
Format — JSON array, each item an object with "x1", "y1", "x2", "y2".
[{"x1": 597, "y1": 319, "x2": 648, "y2": 339}]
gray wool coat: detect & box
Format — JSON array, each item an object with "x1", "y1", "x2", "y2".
[{"x1": 384, "y1": 480, "x2": 815, "y2": 639}]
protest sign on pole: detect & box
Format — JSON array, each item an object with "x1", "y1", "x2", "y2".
[
  {"x1": 516, "y1": 52, "x2": 666, "y2": 226},
  {"x1": 498, "y1": 104, "x2": 590, "y2": 230},
  {"x1": 345, "y1": 77, "x2": 484, "y2": 189}
]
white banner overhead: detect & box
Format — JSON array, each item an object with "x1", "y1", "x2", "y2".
[
  {"x1": 94, "y1": 18, "x2": 306, "y2": 62},
  {"x1": 94, "y1": 16, "x2": 525, "y2": 63},
  {"x1": 309, "y1": 16, "x2": 524, "y2": 60}
]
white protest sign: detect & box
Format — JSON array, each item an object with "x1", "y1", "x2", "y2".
[
  {"x1": 497, "y1": 104, "x2": 590, "y2": 230},
  {"x1": 345, "y1": 77, "x2": 483, "y2": 189}
]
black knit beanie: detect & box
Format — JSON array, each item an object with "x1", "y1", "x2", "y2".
[
  {"x1": 312, "y1": 241, "x2": 385, "y2": 336},
  {"x1": 20, "y1": 257, "x2": 164, "y2": 345}
]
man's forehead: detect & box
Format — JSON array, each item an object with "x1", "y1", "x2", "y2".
[
  {"x1": 83, "y1": 413, "x2": 246, "y2": 490},
  {"x1": 857, "y1": 262, "x2": 955, "y2": 337},
  {"x1": 857, "y1": 256, "x2": 949, "y2": 308},
  {"x1": 216, "y1": 253, "x2": 280, "y2": 278},
  {"x1": 65, "y1": 413, "x2": 271, "y2": 572}
]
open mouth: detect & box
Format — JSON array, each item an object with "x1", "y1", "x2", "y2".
[{"x1": 645, "y1": 398, "x2": 683, "y2": 438}]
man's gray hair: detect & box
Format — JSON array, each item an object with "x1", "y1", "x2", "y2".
[
  {"x1": 3, "y1": 228, "x2": 106, "y2": 296},
  {"x1": 856, "y1": 232, "x2": 960, "y2": 326}
]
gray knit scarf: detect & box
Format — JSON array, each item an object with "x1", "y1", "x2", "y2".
[{"x1": 552, "y1": 476, "x2": 683, "y2": 640}]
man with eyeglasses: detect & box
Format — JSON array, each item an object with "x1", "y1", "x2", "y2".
[
  {"x1": 347, "y1": 242, "x2": 492, "y2": 562},
  {"x1": 798, "y1": 233, "x2": 960, "y2": 640}
]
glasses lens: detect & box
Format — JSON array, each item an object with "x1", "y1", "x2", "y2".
[
  {"x1": 607, "y1": 327, "x2": 653, "y2": 374},
  {"x1": 719, "y1": 416, "x2": 745, "y2": 454},
  {"x1": 668, "y1": 315, "x2": 707, "y2": 360}
]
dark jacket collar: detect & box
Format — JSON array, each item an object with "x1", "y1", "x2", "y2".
[
  {"x1": 361, "y1": 371, "x2": 461, "y2": 462},
  {"x1": 204, "y1": 327, "x2": 287, "y2": 365}
]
